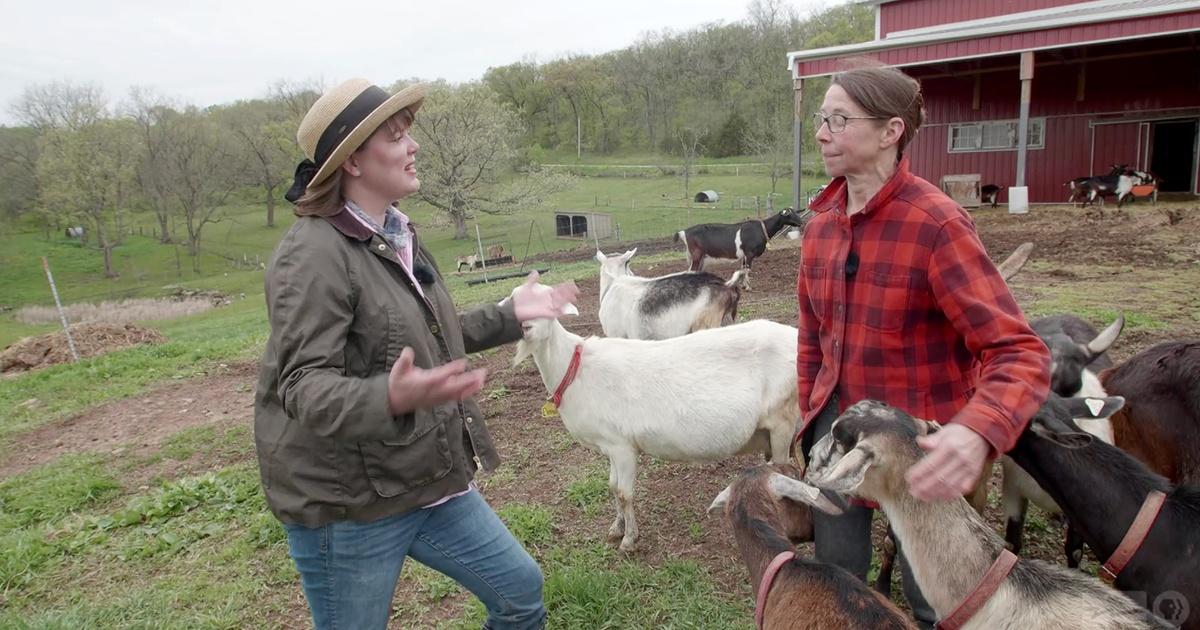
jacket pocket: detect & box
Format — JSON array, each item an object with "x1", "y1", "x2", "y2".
[
  {"x1": 359, "y1": 405, "x2": 453, "y2": 497},
  {"x1": 862, "y1": 272, "x2": 911, "y2": 333}
]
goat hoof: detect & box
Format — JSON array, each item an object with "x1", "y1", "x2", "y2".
[
  {"x1": 618, "y1": 538, "x2": 638, "y2": 553},
  {"x1": 607, "y1": 522, "x2": 625, "y2": 542}
]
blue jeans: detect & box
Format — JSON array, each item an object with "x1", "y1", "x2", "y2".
[{"x1": 284, "y1": 489, "x2": 546, "y2": 630}]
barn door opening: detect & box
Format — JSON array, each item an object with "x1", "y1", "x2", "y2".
[{"x1": 1150, "y1": 119, "x2": 1198, "y2": 193}]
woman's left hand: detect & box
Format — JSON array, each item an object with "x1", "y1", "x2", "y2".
[
  {"x1": 905, "y1": 424, "x2": 991, "y2": 502},
  {"x1": 510, "y1": 270, "x2": 579, "y2": 322}
]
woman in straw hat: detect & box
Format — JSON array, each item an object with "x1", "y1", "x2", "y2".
[{"x1": 255, "y1": 78, "x2": 573, "y2": 630}]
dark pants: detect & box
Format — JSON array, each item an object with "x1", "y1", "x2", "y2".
[{"x1": 802, "y1": 395, "x2": 938, "y2": 629}]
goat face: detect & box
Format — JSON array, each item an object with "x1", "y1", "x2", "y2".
[
  {"x1": 709, "y1": 464, "x2": 838, "y2": 545},
  {"x1": 778, "y1": 208, "x2": 805, "y2": 228},
  {"x1": 805, "y1": 400, "x2": 926, "y2": 501},
  {"x1": 1043, "y1": 315, "x2": 1123, "y2": 396},
  {"x1": 502, "y1": 282, "x2": 580, "y2": 366},
  {"x1": 1024, "y1": 393, "x2": 1125, "y2": 449}
]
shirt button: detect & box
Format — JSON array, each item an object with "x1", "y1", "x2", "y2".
[
  {"x1": 377, "y1": 243, "x2": 387, "y2": 251},
  {"x1": 465, "y1": 416, "x2": 474, "y2": 425},
  {"x1": 836, "y1": 304, "x2": 844, "y2": 315},
  {"x1": 430, "y1": 323, "x2": 441, "y2": 335}
]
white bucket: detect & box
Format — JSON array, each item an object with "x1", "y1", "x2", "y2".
[{"x1": 1007, "y1": 187, "x2": 1029, "y2": 214}]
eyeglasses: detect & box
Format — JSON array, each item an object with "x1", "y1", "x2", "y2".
[{"x1": 812, "y1": 112, "x2": 886, "y2": 133}]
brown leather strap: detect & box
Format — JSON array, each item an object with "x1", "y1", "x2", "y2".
[
  {"x1": 935, "y1": 549, "x2": 1018, "y2": 630},
  {"x1": 755, "y1": 551, "x2": 795, "y2": 630},
  {"x1": 1101, "y1": 490, "x2": 1167, "y2": 583}
]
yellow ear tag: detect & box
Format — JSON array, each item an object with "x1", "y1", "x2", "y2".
[{"x1": 541, "y1": 401, "x2": 559, "y2": 418}]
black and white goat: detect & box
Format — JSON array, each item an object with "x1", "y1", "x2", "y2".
[
  {"x1": 1007, "y1": 393, "x2": 1200, "y2": 629},
  {"x1": 509, "y1": 282, "x2": 800, "y2": 552},
  {"x1": 708, "y1": 464, "x2": 916, "y2": 629},
  {"x1": 595, "y1": 248, "x2": 743, "y2": 340},
  {"x1": 675, "y1": 208, "x2": 806, "y2": 282},
  {"x1": 805, "y1": 400, "x2": 1167, "y2": 629},
  {"x1": 1001, "y1": 314, "x2": 1125, "y2": 560}
]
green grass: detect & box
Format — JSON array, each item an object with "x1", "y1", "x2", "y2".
[
  {"x1": 565, "y1": 468, "x2": 611, "y2": 517},
  {"x1": 1017, "y1": 262, "x2": 1200, "y2": 331},
  {"x1": 1, "y1": 164, "x2": 815, "y2": 316},
  {"x1": 0, "y1": 298, "x2": 267, "y2": 441}
]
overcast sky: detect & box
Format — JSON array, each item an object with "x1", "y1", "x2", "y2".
[{"x1": 0, "y1": 0, "x2": 827, "y2": 125}]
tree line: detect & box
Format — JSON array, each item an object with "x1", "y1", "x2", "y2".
[{"x1": 0, "y1": 0, "x2": 871, "y2": 277}]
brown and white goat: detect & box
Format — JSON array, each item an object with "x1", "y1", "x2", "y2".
[
  {"x1": 709, "y1": 463, "x2": 916, "y2": 630},
  {"x1": 1007, "y1": 393, "x2": 1200, "y2": 629},
  {"x1": 805, "y1": 400, "x2": 1168, "y2": 630}
]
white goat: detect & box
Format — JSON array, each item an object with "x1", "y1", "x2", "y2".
[
  {"x1": 596, "y1": 248, "x2": 744, "y2": 340},
  {"x1": 508, "y1": 283, "x2": 799, "y2": 552}
]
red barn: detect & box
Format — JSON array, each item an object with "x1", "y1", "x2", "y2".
[{"x1": 788, "y1": 0, "x2": 1200, "y2": 208}]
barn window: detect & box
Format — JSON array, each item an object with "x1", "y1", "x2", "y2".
[{"x1": 949, "y1": 119, "x2": 1044, "y2": 152}]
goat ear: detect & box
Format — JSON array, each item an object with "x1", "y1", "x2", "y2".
[
  {"x1": 707, "y1": 485, "x2": 732, "y2": 516},
  {"x1": 620, "y1": 248, "x2": 637, "y2": 261},
  {"x1": 511, "y1": 339, "x2": 532, "y2": 367},
  {"x1": 806, "y1": 444, "x2": 873, "y2": 496},
  {"x1": 768, "y1": 473, "x2": 844, "y2": 516},
  {"x1": 996, "y1": 242, "x2": 1033, "y2": 282},
  {"x1": 594, "y1": 250, "x2": 606, "y2": 262},
  {"x1": 1085, "y1": 314, "x2": 1124, "y2": 357},
  {"x1": 1065, "y1": 395, "x2": 1125, "y2": 420}
]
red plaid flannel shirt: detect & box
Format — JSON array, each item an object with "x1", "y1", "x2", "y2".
[{"x1": 796, "y1": 159, "x2": 1050, "y2": 455}]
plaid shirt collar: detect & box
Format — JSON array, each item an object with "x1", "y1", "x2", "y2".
[
  {"x1": 345, "y1": 200, "x2": 410, "y2": 255},
  {"x1": 809, "y1": 157, "x2": 913, "y2": 220}
]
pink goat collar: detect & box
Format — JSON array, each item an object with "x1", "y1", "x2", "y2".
[
  {"x1": 934, "y1": 549, "x2": 1018, "y2": 630},
  {"x1": 755, "y1": 550, "x2": 795, "y2": 630}
]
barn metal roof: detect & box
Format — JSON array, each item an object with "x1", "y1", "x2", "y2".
[{"x1": 788, "y1": 0, "x2": 1200, "y2": 70}]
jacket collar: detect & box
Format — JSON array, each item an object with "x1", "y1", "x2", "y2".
[
  {"x1": 809, "y1": 157, "x2": 912, "y2": 219},
  {"x1": 323, "y1": 207, "x2": 373, "y2": 241},
  {"x1": 322, "y1": 205, "x2": 420, "y2": 242}
]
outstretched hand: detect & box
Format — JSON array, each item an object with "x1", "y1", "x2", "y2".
[
  {"x1": 510, "y1": 270, "x2": 579, "y2": 322},
  {"x1": 905, "y1": 423, "x2": 990, "y2": 502},
  {"x1": 386, "y1": 347, "x2": 486, "y2": 416}
]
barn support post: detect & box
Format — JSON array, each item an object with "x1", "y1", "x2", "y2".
[
  {"x1": 792, "y1": 77, "x2": 804, "y2": 211},
  {"x1": 1011, "y1": 51, "x2": 1035, "y2": 214}
]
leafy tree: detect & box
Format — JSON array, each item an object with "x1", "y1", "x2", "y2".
[{"x1": 411, "y1": 81, "x2": 571, "y2": 240}]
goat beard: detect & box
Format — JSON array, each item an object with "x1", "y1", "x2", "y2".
[{"x1": 512, "y1": 339, "x2": 533, "y2": 367}]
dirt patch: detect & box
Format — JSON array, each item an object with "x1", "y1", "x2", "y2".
[
  {"x1": 0, "y1": 362, "x2": 257, "y2": 479},
  {"x1": 0, "y1": 323, "x2": 167, "y2": 374}
]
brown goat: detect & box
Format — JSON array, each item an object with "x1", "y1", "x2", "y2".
[
  {"x1": 1102, "y1": 340, "x2": 1200, "y2": 484},
  {"x1": 710, "y1": 464, "x2": 916, "y2": 630}
]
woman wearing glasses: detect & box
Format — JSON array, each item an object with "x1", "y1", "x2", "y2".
[{"x1": 794, "y1": 66, "x2": 1051, "y2": 628}]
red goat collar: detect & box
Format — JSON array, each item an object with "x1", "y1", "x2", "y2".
[
  {"x1": 755, "y1": 550, "x2": 795, "y2": 630},
  {"x1": 934, "y1": 549, "x2": 1018, "y2": 630},
  {"x1": 1101, "y1": 490, "x2": 1167, "y2": 583},
  {"x1": 550, "y1": 344, "x2": 584, "y2": 407}
]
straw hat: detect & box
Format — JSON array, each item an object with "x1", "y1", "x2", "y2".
[{"x1": 285, "y1": 79, "x2": 426, "y2": 202}]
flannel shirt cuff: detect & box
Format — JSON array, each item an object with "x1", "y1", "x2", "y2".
[{"x1": 947, "y1": 404, "x2": 1010, "y2": 459}]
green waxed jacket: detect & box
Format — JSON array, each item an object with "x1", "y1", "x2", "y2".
[{"x1": 254, "y1": 208, "x2": 522, "y2": 527}]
